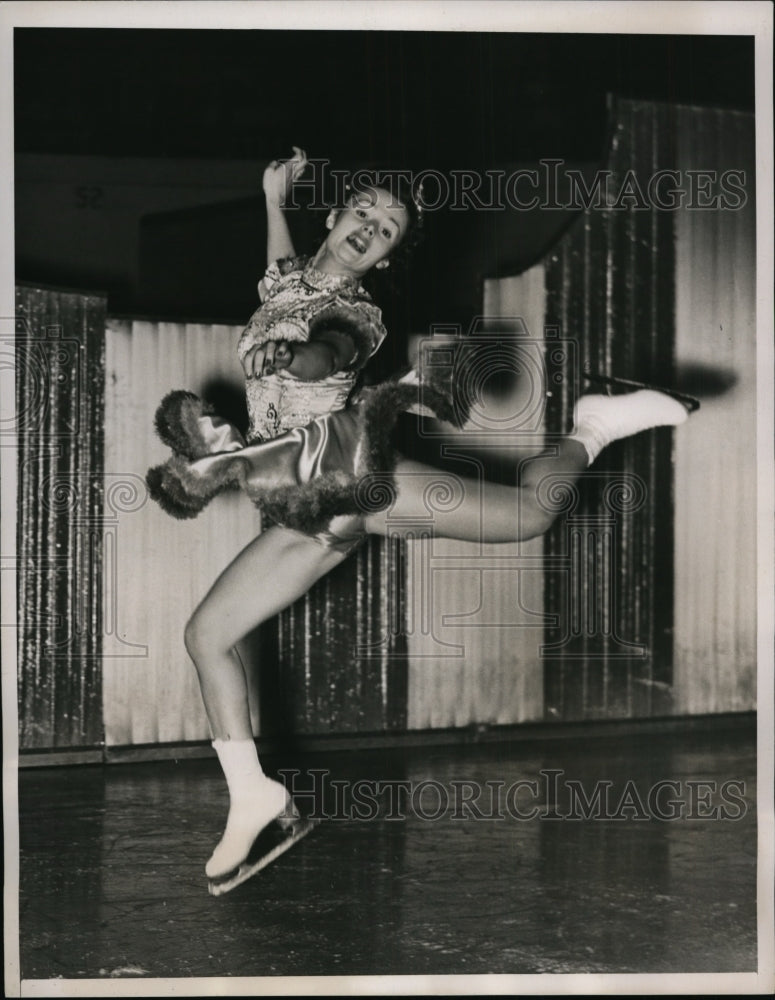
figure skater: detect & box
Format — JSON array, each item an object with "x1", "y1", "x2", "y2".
[{"x1": 147, "y1": 148, "x2": 694, "y2": 887}]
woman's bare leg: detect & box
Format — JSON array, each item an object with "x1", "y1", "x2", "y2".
[
  {"x1": 184, "y1": 524, "x2": 348, "y2": 739},
  {"x1": 363, "y1": 389, "x2": 691, "y2": 543},
  {"x1": 363, "y1": 440, "x2": 589, "y2": 543},
  {"x1": 183, "y1": 524, "x2": 347, "y2": 877}
]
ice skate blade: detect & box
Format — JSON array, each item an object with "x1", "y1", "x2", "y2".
[
  {"x1": 583, "y1": 373, "x2": 700, "y2": 412},
  {"x1": 208, "y1": 817, "x2": 320, "y2": 896}
]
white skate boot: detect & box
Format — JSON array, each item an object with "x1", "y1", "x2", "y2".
[
  {"x1": 571, "y1": 389, "x2": 691, "y2": 464},
  {"x1": 206, "y1": 739, "x2": 297, "y2": 881}
]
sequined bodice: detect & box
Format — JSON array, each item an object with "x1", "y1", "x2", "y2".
[{"x1": 238, "y1": 258, "x2": 385, "y2": 442}]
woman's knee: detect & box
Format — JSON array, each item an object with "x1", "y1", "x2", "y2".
[
  {"x1": 183, "y1": 610, "x2": 203, "y2": 660},
  {"x1": 184, "y1": 606, "x2": 224, "y2": 664}
]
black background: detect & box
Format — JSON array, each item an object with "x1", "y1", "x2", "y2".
[
  {"x1": 15, "y1": 30, "x2": 754, "y2": 162},
  {"x1": 14, "y1": 29, "x2": 756, "y2": 350}
]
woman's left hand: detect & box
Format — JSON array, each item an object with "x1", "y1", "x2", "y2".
[
  {"x1": 262, "y1": 147, "x2": 308, "y2": 207},
  {"x1": 242, "y1": 340, "x2": 294, "y2": 379}
]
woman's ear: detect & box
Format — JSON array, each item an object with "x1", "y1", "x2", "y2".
[{"x1": 325, "y1": 210, "x2": 338, "y2": 230}]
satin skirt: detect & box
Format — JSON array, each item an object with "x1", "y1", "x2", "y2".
[
  {"x1": 147, "y1": 394, "x2": 378, "y2": 553},
  {"x1": 146, "y1": 374, "x2": 465, "y2": 552}
]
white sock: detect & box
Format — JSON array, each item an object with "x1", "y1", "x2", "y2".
[
  {"x1": 206, "y1": 738, "x2": 294, "y2": 880},
  {"x1": 570, "y1": 390, "x2": 689, "y2": 464}
]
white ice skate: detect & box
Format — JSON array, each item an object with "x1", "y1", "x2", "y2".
[
  {"x1": 571, "y1": 387, "x2": 693, "y2": 464},
  {"x1": 208, "y1": 811, "x2": 320, "y2": 897},
  {"x1": 206, "y1": 739, "x2": 320, "y2": 895}
]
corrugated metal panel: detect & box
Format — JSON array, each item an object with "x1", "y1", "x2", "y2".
[
  {"x1": 276, "y1": 534, "x2": 408, "y2": 733},
  {"x1": 16, "y1": 285, "x2": 106, "y2": 749},
  {"x1": 102, "y1": 318, "x2": 264, "y2": 745},
  {"x1": 406, "y1": 269, "x2": 547, "y2": 729},
  {"x1": 542, "y1": 100, "x2": 677, "y2": 720},
  {"x1": 672, "y1": 106, "x2": 756, "y2": 713}
]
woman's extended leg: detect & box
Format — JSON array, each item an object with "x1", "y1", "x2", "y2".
[
  {"x1": 363, "y1": 389, "x2": 690, "y2": 543},
  {"x1": 184, "y1": 524, "x2": 348, "y2": 877},
  {"x1": 363, "y1": 440, "x2": 589, "y2": 543}
]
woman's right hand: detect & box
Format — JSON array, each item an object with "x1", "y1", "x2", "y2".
[
  {"x1": 262, "y1": 147, "x2": 308, "y2": 207},
  {"x1": 242, "y1": 340, "x2": 294, "y2": 379}
]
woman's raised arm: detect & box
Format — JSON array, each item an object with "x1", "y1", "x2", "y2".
[{"x1": 261, "y1": 146, "x2": 308, "y2": 276}]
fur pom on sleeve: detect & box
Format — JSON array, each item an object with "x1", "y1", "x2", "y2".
[
  {"x1": 309, "y1": 303, "x2": 385, "y2": 371},
  {"x1": 154, "y1": 390, "x2": 215, "y2": 460}
]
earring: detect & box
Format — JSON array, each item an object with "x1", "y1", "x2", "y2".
[
  {"x1": 325, "y1": 212, "x2": 336, "y2": 230},
  {"x1": 375, "y1": 260, "x2": 390, "y2": 270}
]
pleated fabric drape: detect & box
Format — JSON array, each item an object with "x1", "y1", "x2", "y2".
[
  {"x1": 541, "y1": 99, "x2": 678, "y2": 720},
  {"x1": 672, "y1": 105, "x2": 756, "y2": 714},
  {"x1": 541, "y1": 98, "x2": 756, "y2": 720},
  {"x1": 406, "y1": 272, "x2": 549, "y2": 729}
]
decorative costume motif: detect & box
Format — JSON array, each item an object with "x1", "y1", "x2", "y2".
[
  {"x1": 239, "y1": 256, "x2": 386, "y2": 442},
  {"x1": 147, "y1": 258, "x2": 469, "y2": 552}
]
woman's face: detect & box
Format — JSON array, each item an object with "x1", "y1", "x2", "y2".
[{"x1": 324, "y1": 186, "x2": 410, "y2": 277}]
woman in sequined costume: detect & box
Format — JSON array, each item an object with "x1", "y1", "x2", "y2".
[{"x1": 147, "y1": 148, "x2": 693, "y2": 885}]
